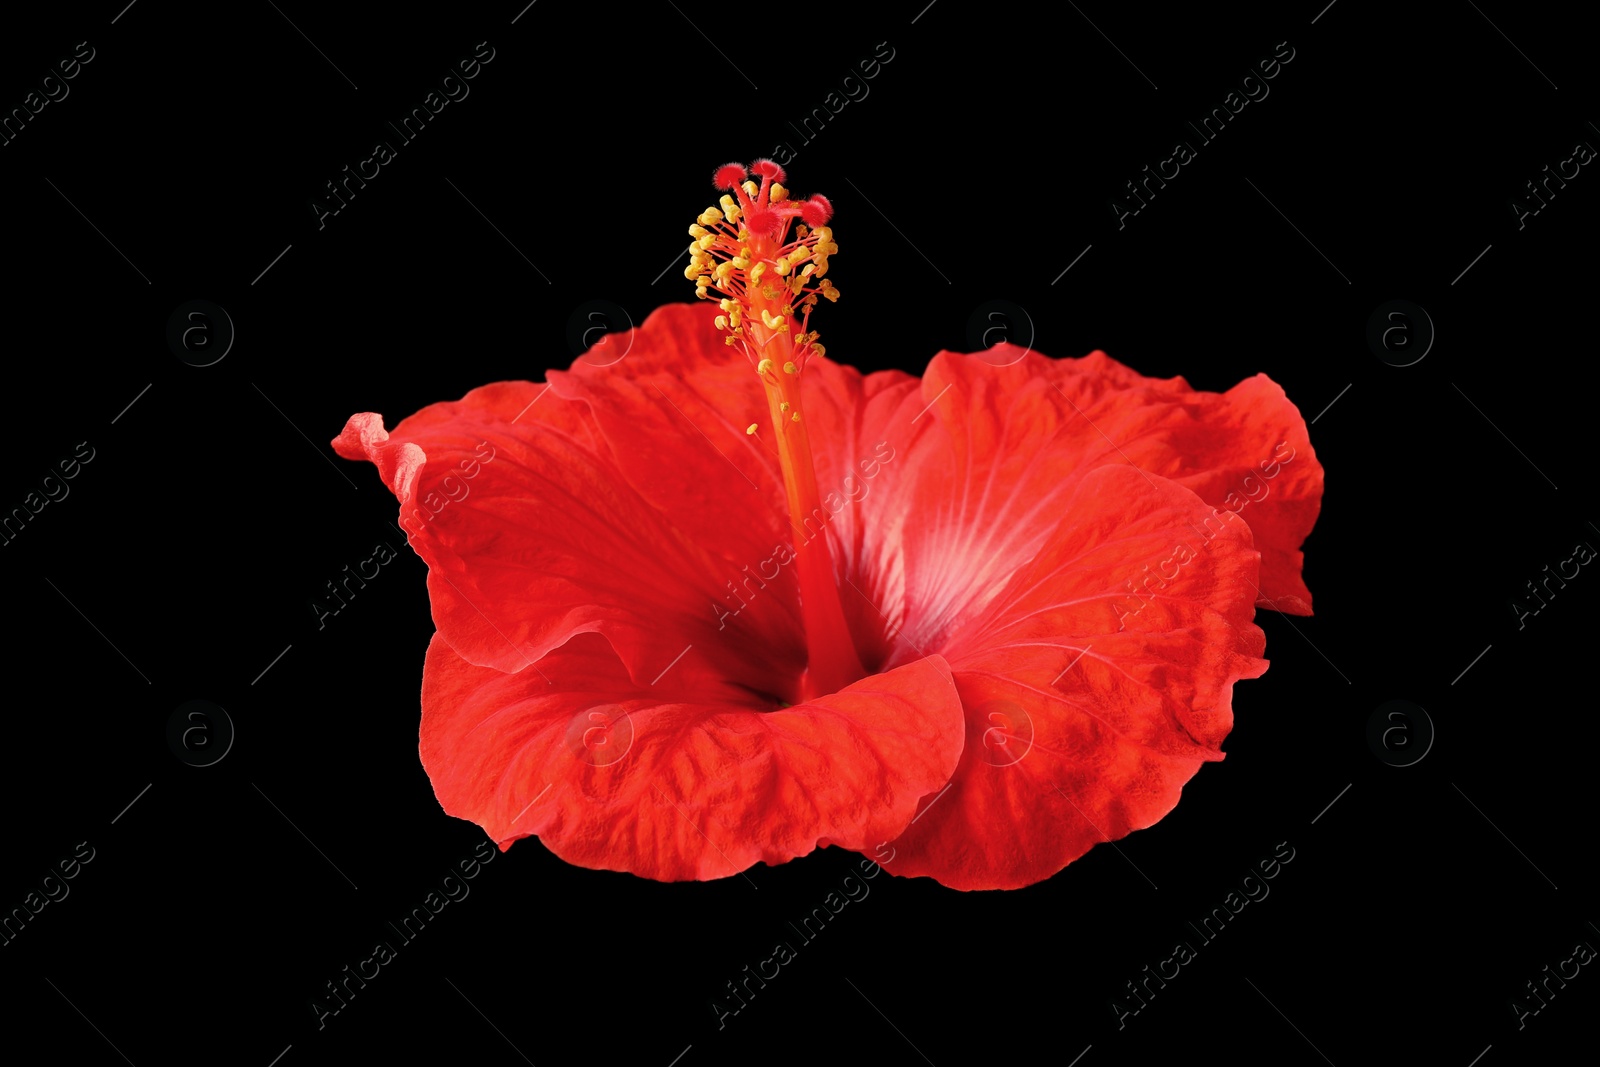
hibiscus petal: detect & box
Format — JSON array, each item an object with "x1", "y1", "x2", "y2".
[
  {"x1": 419, "y1": 631, "x2": 965, "y2": 881},
  {"x1": 548, "y1": 304, "x2": 791, "y2": 568},
  {"x1": 333, "y1": 377, "x2": 805, "y2": 697},
  {"x1": 874, "y1": 349, "x2": 1321, "y2": 653},
  {"x1": 882, "y1": 464, "x2": 1268, "y2": 890}
]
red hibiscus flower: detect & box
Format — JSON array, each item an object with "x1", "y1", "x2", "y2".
[{"x1": 333, "y1": 160, "x2": 1323, "y2": 890}]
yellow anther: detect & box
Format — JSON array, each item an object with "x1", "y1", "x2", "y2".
[
  {"x1": 757, "y1": 358, "x2": 775, "y2": 374},
  {"x1": 725, "y1": 335, "x2": 737, "y2": 345},
  {"x1": 810, "y1": 344, "x2": 825, "y2": 358},
  {"x1": 814, "y1": 226, "x2": 831, "y2": 242},
  {"x1": 719, "y1": 298, "x2": 734, "y2": 312},
  {"x1": 750, "y1": 262, "x2": 766, "y2": 285},
  {"x1": 697, "y1": 235, "x2": 716, "y2": 251},
  {"x1": 780, "y1": 401, "x2": 791, "y2": 412},
  {"x1": 683, "y1": 263, "x2": 702, "y2": 280},
  {"x1": 727, "y1": 206, "x2": 742, "y2": 223},
  {"x1": 704, "y1": 207, "x2": 724, "y2": 222},
  {"x1": 742, "y1": 180, "x2": 759, "y2": 196},
  {"x1": 821, "y1": 284, "x2": 840, "y2": 302},
  {"x1": 791, "y1": 412, "x2": 801, "y2": 422},
  {"x1": 715, "y1": 315, "x2": 728, "y2": 330},
  {"x1": 689, "y1": 224, "x2": 709, "y2": 238},
  {"x1": 731, "y1": 256, "x2": 751, "y2": 270},
  {"x1": 783, "y1": 361, "x2": 798, "y2": 375},
  {"x1": 773, "y1": 259, "x2": 791, "y2": 276},
  {"x1": 720, "y1": 195, "x2": 737, "y2": 211},
  {"x1": 715, "y1": 262, "x2": 735, "y2": 280},
  {"x1": 746, "y1": 423, "x2": 758, "y2": 435},
  {"x1": 770, "y1": 183, "x2": 788, "y2": 202},
  {"x1": 729, "y1": 306, "x2": 742, "y2": 326}
]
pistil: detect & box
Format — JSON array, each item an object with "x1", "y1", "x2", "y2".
[{"x1": 685, "y1": 160, "x2": 862, "y2": 698}]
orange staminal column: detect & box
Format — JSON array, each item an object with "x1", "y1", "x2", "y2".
[{"x1": 752, "y1": 332, "x2": 864, "y2": 700}]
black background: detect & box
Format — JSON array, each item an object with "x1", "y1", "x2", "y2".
[{"x1": 2, "y1": 2, "x2": 1595, "y2": 1064}]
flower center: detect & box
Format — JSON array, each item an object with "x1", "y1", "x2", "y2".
[{"x1": 685, "y1": 159, "x2": 863, "y2": 700}]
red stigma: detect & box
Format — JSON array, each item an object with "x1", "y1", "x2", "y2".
[
  {"x1": 713, "y1": 162, "x2": 748, "y2": 189},
  {"x1": 750, "y1": 159, "x2": 786, "y2": 182},
  {"x1": 799, "y1": 195, "x2": 833, "y2": 228},
  {"x1": 743, "y1": 206, "x2": 781, "y2": 238}
]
